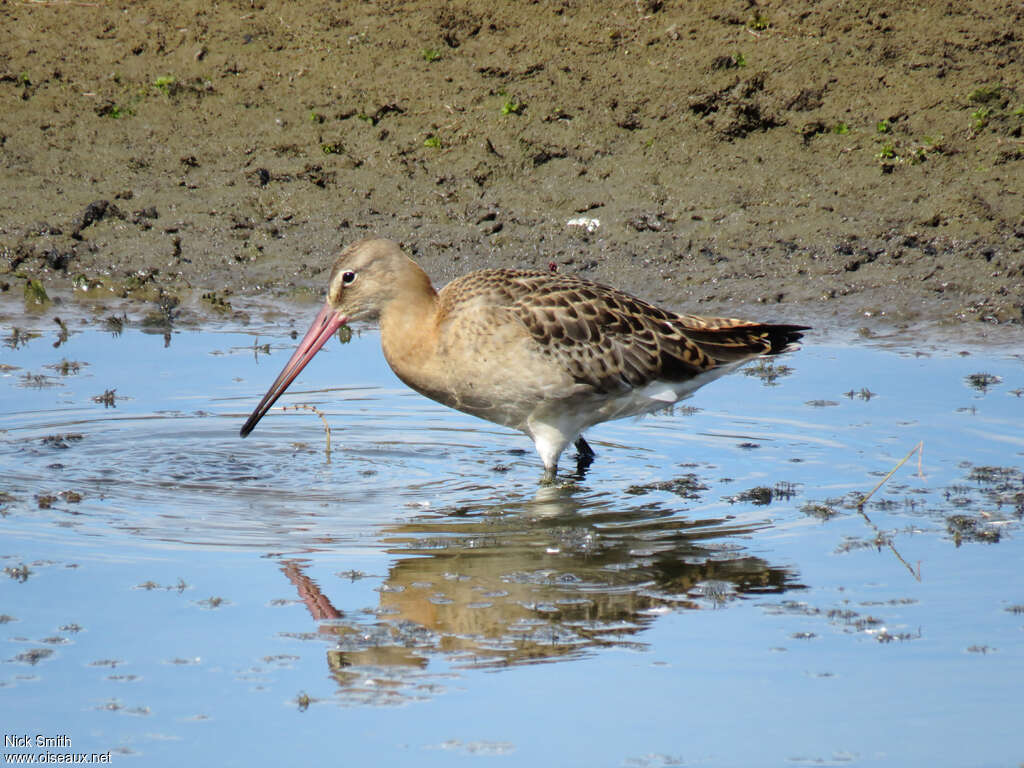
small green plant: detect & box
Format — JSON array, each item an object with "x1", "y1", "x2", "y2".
[
  {"x1": 876, "y1": 119, "x2": 891, "y2": 134},
  {"x1": 18, "y1": 72, "x2": 30, "y2": 87},
  {"x1": 501, "y1": 98, "x2": 524, "y2": 116},
  {"x1": 321, "y1": 142, "x2": 343, "y2": 154},
  {"x1": 908, "y1": 135, "x2": 944, "y2": 164},
  {"x1": 423, "y1": 135, "x2": 442, "y2": 149},
  {"x1": 970, "y1": 106, "x2": 991, "y2": 132},
  {"x1": 104, "y1": 104, "x2": 133, "y2": 119},
  {"x1": 967, "y1": 84, "x2": 1003, "y2": 104},
  {"x1": 422, "y1": 48, "x2": 441, "y2": 62},
  {"x1": 711, "y1": 52, "x2": 746, "y2": 70},
  {"x1": 153, "y1": 75, "x2": 176, "y2": 95},
  {"x1": 309, "y1": 110, "x2": 325, "y2": 124},
  {"x1": 877, "y1": 142, "x2": 897, "y2": 160},
  {"x1": 748, "y1": 12, "x2": 770, "y2": 31},
  {"x1": 833, "y1": 122, "x2": 850, "y2": 135}
]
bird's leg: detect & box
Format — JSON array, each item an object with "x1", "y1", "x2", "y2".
[
  {"x1": 574, "y1": 437, "x2": 595, "y2": 460},
  {"x1": 529, "y1": 421, "x2": 572, "y2": 484},
  {"x1": 573, "y1": 436, "x2": 595, "y2": 478}
]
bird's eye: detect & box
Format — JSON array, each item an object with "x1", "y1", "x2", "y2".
[{"x1": 341, "y1": 270, "x2": 357, "y2": 285}]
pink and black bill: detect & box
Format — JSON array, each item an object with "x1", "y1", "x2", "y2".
[{"x1": 239, "y1": 303, "x2": 346, "y2": 437}]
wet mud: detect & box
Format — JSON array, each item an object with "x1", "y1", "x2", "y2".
[{"x1": 1, "y1": 1, "x2": 1022, "y2": 338}]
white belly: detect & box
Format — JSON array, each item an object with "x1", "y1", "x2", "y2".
[{"x1": 525, "y1": 361, "x2": 747, "y2": 471}]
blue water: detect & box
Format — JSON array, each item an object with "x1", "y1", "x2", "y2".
[{"x1": 1, "y1": 313, "x2": 1022, "y2": 766}]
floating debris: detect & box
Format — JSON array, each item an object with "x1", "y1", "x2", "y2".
[
  {"x1": 4, "y1": 563, "x2": 32, "y2": 582},
  {"x1": 965, "y1": 372, "x2": 1002, "y2": 393},
  {"x1": 625, "y1": 473, "x2": 708, "y2": 499},
  {"x1": 45, "y1": 359, "x2": 85, "y2": 376},
  {"x1": 742, "y1": 359, "x2": 794, "y2": 385},
  {"x1": 4, "y1": 328, "x2": 39, "y2": 350},
  {"x1": 93, "y1": 389, "x2": 118, "y2": 407},
  {"x1": 801, "y1": 502, "x2": 840, "y2": 520},
  {"x1": 13, "y1": 648, "x2": 54, "y2": 665},
  {"x1": 947, "y1": 514, "x2": 1001, "y2": 546},
  {"x1": 845, "y1": 387, "x2": 877, "y2": 401},
  {"x1": 105, "y1": 314, "x2": 127, "y2": 336},
  {"x1": 41, "y1": 433, "x2": 84, "y2": 449},
  {"x1": 18, "y1": 372, "x2": 59, "y2": 388}
]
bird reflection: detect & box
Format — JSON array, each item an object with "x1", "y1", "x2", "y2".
[{"x1": 278, "y1": 482, "x2": 805, "y2": 702}]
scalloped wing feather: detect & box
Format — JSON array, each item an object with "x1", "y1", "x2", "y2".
[{"x1": 440, "y1": 269, "x2": 804, "y2": 396}]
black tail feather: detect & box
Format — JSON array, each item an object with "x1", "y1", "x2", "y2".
[
  {"x1": 681, "y1": 323, "x2": 809, "y2": 363},
  {"x1": 761, "y1": 324, "x2": 809, "y2": 355}
]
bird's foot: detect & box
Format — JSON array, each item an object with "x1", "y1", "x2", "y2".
[
  {"x1": 573, "y1": 437, "x2": 595, "y2": 478},
  {"x1": 574, "y1": 436, "x2": 596, "y2": 460}
]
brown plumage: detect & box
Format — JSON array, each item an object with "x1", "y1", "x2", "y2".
[{"x1": 241, "y1": 238, "x2": 807, "y2": 479}]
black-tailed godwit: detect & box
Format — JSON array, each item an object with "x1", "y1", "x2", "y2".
[{"x1": 241, "y1": 238, "x2": 807, "y2": 479}]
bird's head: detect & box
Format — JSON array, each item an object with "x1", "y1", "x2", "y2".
[{"x1": 239, "y1": 238, "x2": 429, "y2": 437}]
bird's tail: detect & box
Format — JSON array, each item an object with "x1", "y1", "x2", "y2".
[{"x1": 676, "y1": 317, "x2": 809, "y2": 363}]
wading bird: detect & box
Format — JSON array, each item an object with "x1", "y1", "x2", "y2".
[{"x1": 241, "y1": 238, "x2": 806, "y2": 480}]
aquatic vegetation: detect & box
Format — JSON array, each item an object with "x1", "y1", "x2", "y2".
[{"x1": 24, "y1": 279, "x2": 49, "y2": 305}]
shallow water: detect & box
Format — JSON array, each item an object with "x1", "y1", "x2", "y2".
[{"x1": 1, "y1": 317, "x2": 1022, "y2": 766}]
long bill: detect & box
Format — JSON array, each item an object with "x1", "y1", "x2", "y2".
[{"x1": 239, "y1": 302, "x2": 347, "y2": 437}]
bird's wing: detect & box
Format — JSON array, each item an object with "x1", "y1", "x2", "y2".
[
  {"x1": 440, "y1": 269, "x2": 806, "y2": 394},
  {"x1": 451, "y1": 270, "x2": 712, "y2": 391}
]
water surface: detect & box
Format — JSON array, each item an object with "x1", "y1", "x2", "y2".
[{"x1": 1, "y1": 316, "x2": 1021, "y2": 766}]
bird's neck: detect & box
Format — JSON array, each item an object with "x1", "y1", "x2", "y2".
[{"x1": 379, "y1": 271, "x2": 441, "y2": 388}]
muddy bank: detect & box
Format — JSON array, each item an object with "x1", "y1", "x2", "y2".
[{"x1": 1, "y1": 1, "x2": 1022, "y2": 338}]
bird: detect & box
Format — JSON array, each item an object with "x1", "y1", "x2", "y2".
[{"x1": 240, "y1": 238, "x2": 807, "y2": 480}]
